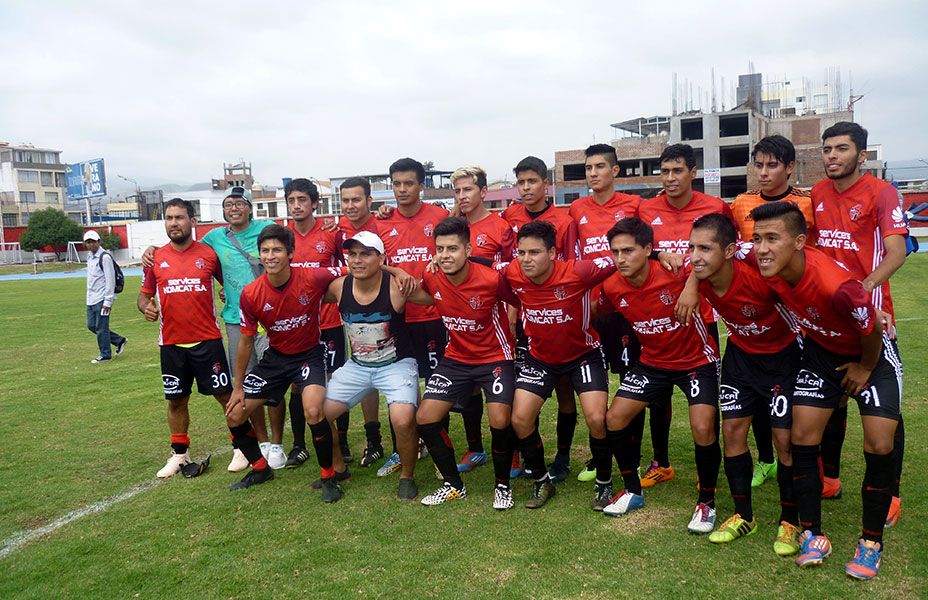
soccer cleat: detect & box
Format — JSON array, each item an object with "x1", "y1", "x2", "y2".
[
  {"x1": 774, "y1": 521, "x2": 802, "y2": 557},
  {"x1": 285, "y1": 446, "x2": 310, "y2": 469},
  {"x1": 821, "y1": 476, "x2": 842, "y2": 499},
  {"x1": 227, "y1": 448, "x2": 249, "y2": 472},
  {"x1": 510, "y1": 452, "x2": 525, "y2": 479},
  {"x1": 709, "y1": 514, "x2": 757, "y2": 543},
  {"x1": 229, "y1": 467, "x2": 274, "y2": 491},
  {"x1": 340, "y1": 440, "x2": 354, "y2": 464},
  {"x1": 547, "y1": 455, "x2": 571, "y2": 483},
  {"x1": 157, "y1": 451, "x2": 190, "y2": 478},
  {"x1": 640, "y1": 461, "x2": 674, "y2": 488},
  {"x1": 267, "y1": 444, "x2": 287, "y2": 470},
  {"x1": 259, "y1": 442, "x2": 271, "y2": 460},
  {"x1": 603, "y1": 489, "x2": 645, "y2": 516},
  {"x1": 115, "y1": 339, "x2": 128, "y2": 356},
  {"x1": 687, "y1": 502, "x2": 716, "y2": 534},
  {"x1": 457, "y1": 451, "x2": 488, "y2": 473},
  {"x1": 525, "y1": 479, "x2": 556, "y2": 509},
  {"x1": 377, "y1": 452, "x2": 402, "y2": 477},
  {"x1": 577, "y1": 458, "x2": 597, "y2": 482},
  {"x1": 884, "y1": 496, "x2": 901, "y2": 529},
  {"x1": 493, "y1": 484, "x2": 514, "y2": 511},
  {"x1": 751, "y1": 460, "x2": 777, "y2": 488},
  {"x1": 420, "y1": 482, "x2": 467, "y2": 506},
  {"x1": 397, "y1": 478, "x2": 418, "y2": 500},
  {"x1": 591, "y1": 482, "x2": 614, "y2": 511},
  {"x1": 795, "y1": 530, "x2": 832, "y2": 568},
  {"x1": 359, "y1": 443, "x2": 385, "y2": 468},
  {"x1": 845, "y1": 539, "x2": 882, "y2": 580},
  {"x1": 310, "y1": 468, "x2": 352, "y2": 490},
  {"x1": 90, "y1": 355, "x2": 111, "y2": 364},
  {"x1": 320, "y1": 478, "x2": 344, "y2": 503},
  {"x1": 418, "y1": 440, "x2": 429, "y2": 460}
]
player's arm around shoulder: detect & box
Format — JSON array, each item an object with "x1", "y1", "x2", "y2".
[{"x1": 325, "y1": 276, "x2": 346, "y2": 305}]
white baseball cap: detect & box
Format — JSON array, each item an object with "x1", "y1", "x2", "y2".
[
  {"x1": 343, "y1": 231, "x2": 385, "y2": 254},
  {"x1": 83, "y1": 230, "x2": 101, "y2": 242}
]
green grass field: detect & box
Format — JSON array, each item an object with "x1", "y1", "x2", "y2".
[{"x1": 1, "y1": 257, "x2": 926, "y2": 599}]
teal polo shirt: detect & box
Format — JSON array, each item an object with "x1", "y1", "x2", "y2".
[{"x1": 201, "y1": 219, "x2": 274, "y2": 324}]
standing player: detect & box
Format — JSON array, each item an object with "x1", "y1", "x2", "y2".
[
  {"x1": 598, "y1": 218, "x2": 721, "y2": 535},
  {"x1": 504, "y1": 221, "x2": 617, "y2": 509},
  {"x1": 410, "y1": 217, "x2": 519, "y2": 509},
  {"x1": 634, "y1": 143, "x2": 733, "y2": 490},
  {"x1": 138, "y1": 198, "x2": 232, "y2": 478},
  {"x1": 750, "y1": 201, "x2": 901, "y2": 580},
  {"x1": 685, "y1": 214, "x2": 803, "y2": 553},
  {"x1": 811, "y1": 123, "x2": 907, "y2": 523},
  {"x1": 224, "y1": 224, "x2": 343, "y2": 491}
]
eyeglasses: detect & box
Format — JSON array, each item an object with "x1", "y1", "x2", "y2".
[{"x1": 223, "y1": 200, "x2": 248, "y2": 209}]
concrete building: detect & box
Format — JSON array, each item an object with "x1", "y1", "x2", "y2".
[{"x1": 0, "y1": 142, "x2": 78, "y2": 227}]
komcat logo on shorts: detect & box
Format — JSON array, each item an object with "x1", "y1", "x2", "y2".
[
  {"x1": 719, "y1": 385, "x2": 742, "y2": 410},
  {"x1": 242, "y1": 373, "x2": 268, "y2": 395},
  {"x1": 426, "y1": 373, "x2": 453, "y2": 393},
  {"x1": 162, "y1": 375, "x2": 181, "y2": 393},
  {"x1": 794, "y1": 369, "x2": 825, "y2": 399},
  {"x1": 619, "y1": 373, "x2": 649, "y2": 393},
  {"x1": 516, "y1": 365, "x2": 546, "y2": 384}
]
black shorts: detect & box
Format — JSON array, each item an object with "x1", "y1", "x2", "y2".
[
  {"x1": 160, "y1": 338, "x2": 233, "y2": 400},
  {"x1": 424, "y1": 358, "x2": 515, "y2": 407},
  {"x1": 615, "y1": 361, "x2": 719, "y2": 408},
  {"x1": 594, "y1": 312, "x2": 641, "y2": 376},
  {"x1": 408, "y1": 319, "x2": 448, "y2": 378},
  {"x1": 792, "y1": 336, "x2": 902, "y2": 420},
  {"x1": 242, "y1": 345, "x2": 327, "y2": 406},
  {"x1": 320, "y1": 326, "x2": 347, "y2": 374},
  {"x1": 516, "y1": 348, "x2": 608, "y2": 398},
  {"x1": 720, "y1": 339, "x2": 801, "y2": 429}
]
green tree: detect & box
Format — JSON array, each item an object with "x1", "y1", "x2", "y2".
[
  {"x1": 97, "y1": 230, "x2": 121, "y2": 251},
  {"x1": 19, "y1": 208, "x2": 84, "y2": 260}
]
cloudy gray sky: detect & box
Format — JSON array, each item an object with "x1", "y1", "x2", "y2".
[{"x1": 2, "y1": 0, "x2": 927, "y2": 191}]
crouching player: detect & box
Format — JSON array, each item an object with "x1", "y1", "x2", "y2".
[{"x1": 751, "y1": 201, "x2": 901, "y2": 579}]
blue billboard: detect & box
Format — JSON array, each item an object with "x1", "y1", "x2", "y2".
[{"x1": 65, "y1": 159, "x2": 107, "y2": 199}]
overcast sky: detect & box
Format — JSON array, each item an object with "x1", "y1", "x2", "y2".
[{"x1": 2, "y1": 0, "x2": 927, "y2": 191}]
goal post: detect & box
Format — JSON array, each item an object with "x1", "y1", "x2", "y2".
[{"x1": 66, "y1": 241, "x2": 84, "y2": 264}]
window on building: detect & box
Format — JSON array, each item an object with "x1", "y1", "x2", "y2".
[
  {"x1": 694, "y1": 148, "x2": 705, "y2": 170},
  {"x1": 719, "y1": 145, "x2": 750, "y2": 168},
  {"x1": 55, "y1": 172, "x2": 67, "y2": 187},
  {"x1": 692, "y1": 178, "x2": 705, "y2": 193},
  {"x1": 563, "y1": 193, "x2": 581, "y2": 204},
  {"x1": 267, "y1": 202, "x2": 278, "y2": 218},
  {"x1": 720, "y1": 175, "x2": 748, "y2": 199},
  {"x1": 719, "y1": 113, "x2": 749, "y2": 137},
  {"x1": 45, "y1": 192, "x2": 59, "y2": 204},
  {"x1": 21, "y1": 213, "x2": 30, "y2": 225},
  {"x1": 681, "y1": 118, "x2": 703, "y2": 141},
  {"x1": 617, "y1": 160, "x2": 641, "y2": 178},
  {"x1": 20, "y1": 191, "x2": 36, "y2": 203},
  {"x1": 44, "y1": 152, "x2": 58, "y2": 164},
  {"x1": 562, "y1": 164, "x2": 586, "y2": 181},
  {"x1": 2, "y1": 214, "x2": 17, "y2": 227},
  {"x1": 40, "y1": 171, "x2": 54, "y2": 186},
  {"x1": 18, "y1": 170, "x2": 39, "y2": 183},
  {"x1": 0, "y1": 151, "x2": 11, "y2": 162}
]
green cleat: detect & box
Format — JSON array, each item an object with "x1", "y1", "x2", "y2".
[
  {"x1": 709, "y1": 514, "x2": 757, "y2": 544},
  {"x1": 774, "y1": 521, "x2": 802, "y2": 557},
  {"x1": 577, "y1": 458, "x2": 597, "y2": 482},
  {"x1": 751, "y1": 460, "x2": 777, "y2": 488}
]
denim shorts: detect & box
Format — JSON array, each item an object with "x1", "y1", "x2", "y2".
[{"x1": 326, "y1": 357, "x2": 419, "y2": 408}]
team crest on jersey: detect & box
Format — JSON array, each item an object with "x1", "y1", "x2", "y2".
[
  {"x1": 849, "y1": 204, "x2": 863, "y2": 221},
  {"x1": 476, "y1": 233, "x2": 488, "y2": 247},
  {"x1": 493, "y1": 366, "x2": 502, "y2": 379},
  {"x1": 423, "y1": 223, "x2": 434, "y2": 237},
  {"x1": 212, "y1": 362, "x2": 222, "y2": 374},
  {"x1": 427, "y1": 340, "x2": 436, "y2": 351},
  {"x1": 741, "y1": 304, "x2": 757, "y2": 318},
  {"x1": 195, "y1": 258, "x2": 206, "y2": 270},
  {"x1": 315, "y1": 240, "x2": 328, "y2": 254},
  {"x1": 659, "y1": 288, "x2": 675, "y2": 305},
  {"x1": 468, "y1": 295, "x2": 483, "y2": 310},
  {"x1": 298, "y1": 292, "x2": 311, "y2": 306},
  {"x1": 852, "y1": 306, "x2": 871, "y2": 328},
  {"x1": 806, "y1": 306, "x2": 821, "y2": 320},
  {"x1": 614, "y1": 211, "x2": 625, "y2": 221},
  {"x1": 621, "y1": 335, "x2": 630, "y2": 346},
  {"x1": 553, "y1": 287, "x2": 567, "y2": 300}
]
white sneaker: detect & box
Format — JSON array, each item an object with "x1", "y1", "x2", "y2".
[
  {"x1": 268, "y1": 444, "x2": 287, "y2": 470},
  {"x1": 603, "y1": 490, "x2": 645, "y2": 516},
  {"x1": 687, "y1": 502, "x2": 716, "y2": 534},
  {"x1": 157, "y1": 451, "x2": 190, "y2": 478},
  {"x1": 228, "y1": 448, "x2": 249, "y2": 472},
  {"x1": 493, "y1": 484, "x2": 514, "y2": 511},
  {"x1": 259, "y1": 442, "x2": 271, "y2": 460}
]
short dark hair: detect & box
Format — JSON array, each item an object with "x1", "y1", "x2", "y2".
[
  {"x1": 822, "y1": 121, "x2": 867, "y2": 154},
  {"x1": 513, "y1": 156, "x2": 548, "y2": 179},
  {"x1": 606, "y1": 217, "x2": 653, "y2": 248},
  {"x1": 752, "y1": 134, "x2": 796, "y2": 165},
  {"x1": 389, "y1": 158, "x2": 425, "y2": 183},
  {"x1": 434, "y1": 217, "x2": 470, "y2": 245},
  {"x1": 340, "y1": 177, "x2": 371, "y2": 198},
  {"x1": 659, "y1": 144, "x2": 697, "y2": 170},
  {"x1": 285, "y1": 178, "x2": 319, "y2": 203},
  {"x1": 164, "y1": 197, "x2": 195, "y2": 219},
  {"x1": 585, "y1": 144, "x2": 618, "y2": 167},
  {"x1": 749, "y1": 201, "x2": 807, "y2": 237},
  {"x1": 257, "y1": 224, "x2": 295, "y2": 255},
  {"x1": 517, "y1": 220, "x2": 556, "y2": 251},
  {"x1": 692, "y1": 213, "x2": 737, "y2": 248}
]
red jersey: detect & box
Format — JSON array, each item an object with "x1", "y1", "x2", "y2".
[
  {"x1": 811, "y1": 173, "x2": 908, "y2": 320},
  {"x1": 502, "y1": 202, "x2": 580, "y2": 260},
  {"x1": 289, "y1": 219, "x2": 343, "y2": 330},
  {"x1": 600, "y1": 263, "x2": 718, "y2": 370},
  {"x1": 381, "y1": 202, "x2": 449, "y2": 323},
  {"x1": 697, "y1": 259, "x2": 799, "y2": 355},
  {"x1": 502, "y1": 257, "x2": 615, "y2": 364},
  {"x1": 468, "y1": 212, "x2": 515, "y2": 261},
  {"x1": 730, "y1": 187, "x2": 815, "y2": 244},
  {"x1": 141, "y1": 241, "x2": 223, "y2": 346},
  {"x1": 569, "y1": 192, "x2": 641, "y2": 259},
  {"x1": 421, "y1": 262, "x2": 518, "y2": 364},
  {"x1": 764, "y1": 248, "x2": 877, "y2": 356},
  {"x1": 239, "y1": 267, "x2": 342, "y2": 355},
  {"x1": 336, "y1": 215, "x2": 379, "y2": 260},
  {"x1": 638, "y1": 191, "x2": 734, "y2": 255}
]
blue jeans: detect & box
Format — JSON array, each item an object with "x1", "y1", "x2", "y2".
[{"x1": 86, "y1": 301, "x2": 126, "y2": 359}]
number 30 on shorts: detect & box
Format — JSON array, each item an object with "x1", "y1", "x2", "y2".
[{"x1": 212, "y1": 372, "x2": 229, "y2": 388}]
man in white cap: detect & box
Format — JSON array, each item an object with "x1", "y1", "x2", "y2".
[{"x1": 83, "y1": 229, "x2": 127, "y2": 363}]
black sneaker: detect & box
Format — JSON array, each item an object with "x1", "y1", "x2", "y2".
[
  {"x1": 310, "y1": 468, "x2": 352, "y2": 490},
  {"x1": 229, "y1": 467, "x2": 274, "y2": 491},
  {"x1": 340, "y1": 441, "x2": 354, "y2": 464},
  {"x1": 285, "y1": 446, "x2": 310, "y2": 469},
  {"x1": 359, "y1": 443, "x2": 384, "y2": 468},
  {"x1": 525, "y1": 478, "x2": 556, "y2": 509},
  {"x1": 320, "y1": 478, "x2": 343, "y2": 503},
  {"x1": 90, "y1": 355, "x2": 111, "y2": 364},
  {"x1": 397, "y1": 478, "x2": 419, "y2": 500},
  {"x1": 591, "y1": 482, "x2": 614, "y2": 511},
  {"x1": 115, "y1": 338, "x2": 128, "y2": 356},
  {"x1": 547, "y1": 454, "x2": 571, "y2": 483}
]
